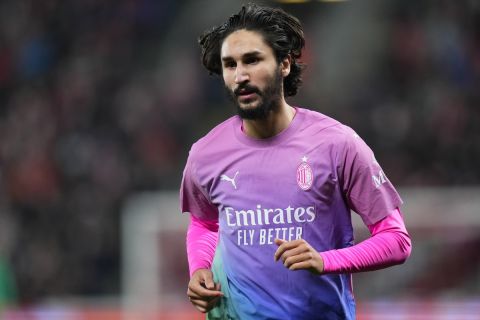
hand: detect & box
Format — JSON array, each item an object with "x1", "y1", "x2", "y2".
[
  {"x1": 274, "y1": 238, "x2": 324, "y2": 274},
  {"x1": 187, "y1": 268, "x2": 223, "y2": 313}
]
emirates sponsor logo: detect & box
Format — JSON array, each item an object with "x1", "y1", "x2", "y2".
[{"x1": 223, "y1": 204, "x2": 316, "y2": 246}]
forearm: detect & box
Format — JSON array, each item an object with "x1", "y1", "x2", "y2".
[
  {"x1": 320, "y1": 208, "x2": 411, "y2": 274},
  {"x1": 186, "y1": 214, "x2": 219, "y2": 276}
]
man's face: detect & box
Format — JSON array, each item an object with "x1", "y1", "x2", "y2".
[{"x1": 221, "y1": 29, "x2": 284, "y2": 120}]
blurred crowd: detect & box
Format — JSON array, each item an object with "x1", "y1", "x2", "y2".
[
  {"x1": 0, "y1": 0, "x2": 479, "y2": 304},
  {"x1": 329, "y1": 1, "x2": 480, "y2": 186},
  {"x1": 0, "y1": 0, "x2": 185, "y2": 303}
]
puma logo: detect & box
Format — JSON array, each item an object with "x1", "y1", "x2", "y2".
[{"x1": 221, "y1": 171, "x2": 239, "y2": 189}]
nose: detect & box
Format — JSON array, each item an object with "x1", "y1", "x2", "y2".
[{"x1": 234, "y1": 65, "x2": 249, "y2": 84}]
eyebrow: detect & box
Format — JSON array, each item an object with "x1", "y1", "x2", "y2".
[{"x1": 221, "y1": 50, "x2": 263, "y2": 62}]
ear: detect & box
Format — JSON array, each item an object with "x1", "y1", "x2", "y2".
[{"x1": 280, "y1": 55, "x2": 291, "y2": 78}]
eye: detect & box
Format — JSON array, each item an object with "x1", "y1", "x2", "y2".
[
  {"x1": 223, "y1": 61, "x2": 236, "y2": 69},
  {"x1": 245, "y1": 57, "x2": 259, "y2": 64}
]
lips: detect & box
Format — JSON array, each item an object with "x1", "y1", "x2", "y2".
[
  {"x1": 238, "y1": 91, "x2": 256, "y2": 98},
  {"x1": 238, "y1": 92, "x2": 257, "y2": 100},
  {"x1": 235, "y1": 85, "x2": 258, "y2": 96},
  {"x1": 235, "y1": 87, "x2": 259, "y2": 101},
  {"x1": 238, "y1": 88, "x2": 254, "y2": 94}
]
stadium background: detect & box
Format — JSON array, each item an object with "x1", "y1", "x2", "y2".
[{"x1": 0, "y1": 0, "x2": 479, "y2": 319}]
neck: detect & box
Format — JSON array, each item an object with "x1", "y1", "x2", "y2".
[{"x1": 242, "y1": 100, "x2": 296, "y2": 139}]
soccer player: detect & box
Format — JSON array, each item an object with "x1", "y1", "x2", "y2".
[{"x1": 180, "y1": 4, "x2": 412, "y2": 319}]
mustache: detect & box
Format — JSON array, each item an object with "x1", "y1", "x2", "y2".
[{"x1": 233, "y1": 84, "x2": 260, "y2": 96}]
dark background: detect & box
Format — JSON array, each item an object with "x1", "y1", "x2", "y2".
[{"x1": 0, "y1": 0, "x2": 479, "y2": 310}]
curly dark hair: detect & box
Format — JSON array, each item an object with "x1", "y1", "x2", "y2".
[{"x1": 199, "y1": 3, "x2": 305, "y2": 97}]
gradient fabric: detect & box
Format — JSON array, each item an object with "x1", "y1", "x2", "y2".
[
  {"x1": 180, "y1": 107, "x2": 403, "y2": 319},
  {"x1": 186, "y1": 208, "x2": 411, "y2": 277}
]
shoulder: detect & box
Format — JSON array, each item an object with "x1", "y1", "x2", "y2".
[
  {"x1": 298, "y1": 107, "x2": 360, "y2": 146},
  {"x1": 188, "y1": 115, "x2": 238, "y2": 161}
]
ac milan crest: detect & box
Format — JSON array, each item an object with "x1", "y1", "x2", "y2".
[{"x1": 297, "y1": 156, "x2": 313, "y2": 190}]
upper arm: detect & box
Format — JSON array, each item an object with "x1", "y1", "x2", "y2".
[
  {"x1": 337, "y1": 129, "x2": 403, "y2": 225},
  {"x1": 180, "y1": 153, "x2": 219, "y2": 221}
]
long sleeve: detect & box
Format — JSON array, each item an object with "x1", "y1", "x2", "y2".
[
  {"x1": 320, "y1": 208, "x2": 412, "y2": 274},
  {"x1": 186, "y1": 214, "x2": 219, "y2": 276}
]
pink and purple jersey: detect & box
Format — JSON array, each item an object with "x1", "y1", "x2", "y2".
[{"x1": 180, "y1": 107, "x2": 403, "y2": 319}]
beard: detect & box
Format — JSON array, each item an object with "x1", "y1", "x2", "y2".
[{"x1": 225, "y1": 69, "x2": 283, "y2": 120}]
